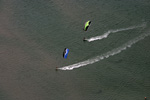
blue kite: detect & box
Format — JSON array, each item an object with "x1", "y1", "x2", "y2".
[{"x1": 63, "y1": 48, "x2": 69, "y2": 59}]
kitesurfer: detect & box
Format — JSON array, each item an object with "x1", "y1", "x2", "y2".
[
  {"x1": 56, "y1": 67, "x2": 58, "y2": 71},
  {"x1": 83, "y1": 37, "x2": 87, "y2": 41}
]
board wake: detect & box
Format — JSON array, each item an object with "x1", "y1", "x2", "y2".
[
  {"x1": 86, "y1": 23, "x2": 146, "y2": 42},
  {"x1": 59, "y1": 31, "x2": 150, "y2": 70}
]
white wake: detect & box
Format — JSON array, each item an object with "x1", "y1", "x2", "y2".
[
  {"x1": 86, "y1": 23, "x2": 146, "y2": 42},
  {"x1": 59, "y1": 32, "x2": 150, "y2": 70}
]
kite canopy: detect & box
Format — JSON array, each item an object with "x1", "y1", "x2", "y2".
[
  {"x1": 63, "y1": 48, "x2": 69, "y2": 59},
  {"x1": 84, "y1": 20, "x2": 91, "y2": 31}
]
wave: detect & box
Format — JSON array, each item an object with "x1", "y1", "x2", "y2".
[
  {"x1": 58, "y1": 32, "x2": 150, "y2": 70},
  {"x1": 86, "y1": 23, "x2": 146, "y2": 42}
]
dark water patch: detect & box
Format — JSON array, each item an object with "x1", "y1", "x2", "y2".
[
  {"x1": 96, "y1": 89, "x2": 102, "y2": 94},
  {"x1": 108, "y1": 59, "x2": 123, "y2": 64},
  {"x1": 0, "y1": 89, "x2": 10, "y2": 100}
]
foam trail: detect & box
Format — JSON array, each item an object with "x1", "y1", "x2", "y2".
[
  {"x1": 87, "y1": 23, "x2": 146, "y2": 42},
  {"x1": 59, "y1": 32, "x2": 150, "y2": 70}
]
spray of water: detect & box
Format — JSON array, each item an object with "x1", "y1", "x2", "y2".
[
  {"x1": 59, "y1": 32, "x2": 150, "y2": 70},
  {"x1": 87, "y1": 23, "x2": 146, "y2": 42}
]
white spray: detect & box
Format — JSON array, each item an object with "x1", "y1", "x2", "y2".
[
  {"x1": 87, "y1": 23, "x2": 146, "y2": 42},
  {"x1": 59, "y1": 32, "x2": 150, "y2": 70}
]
